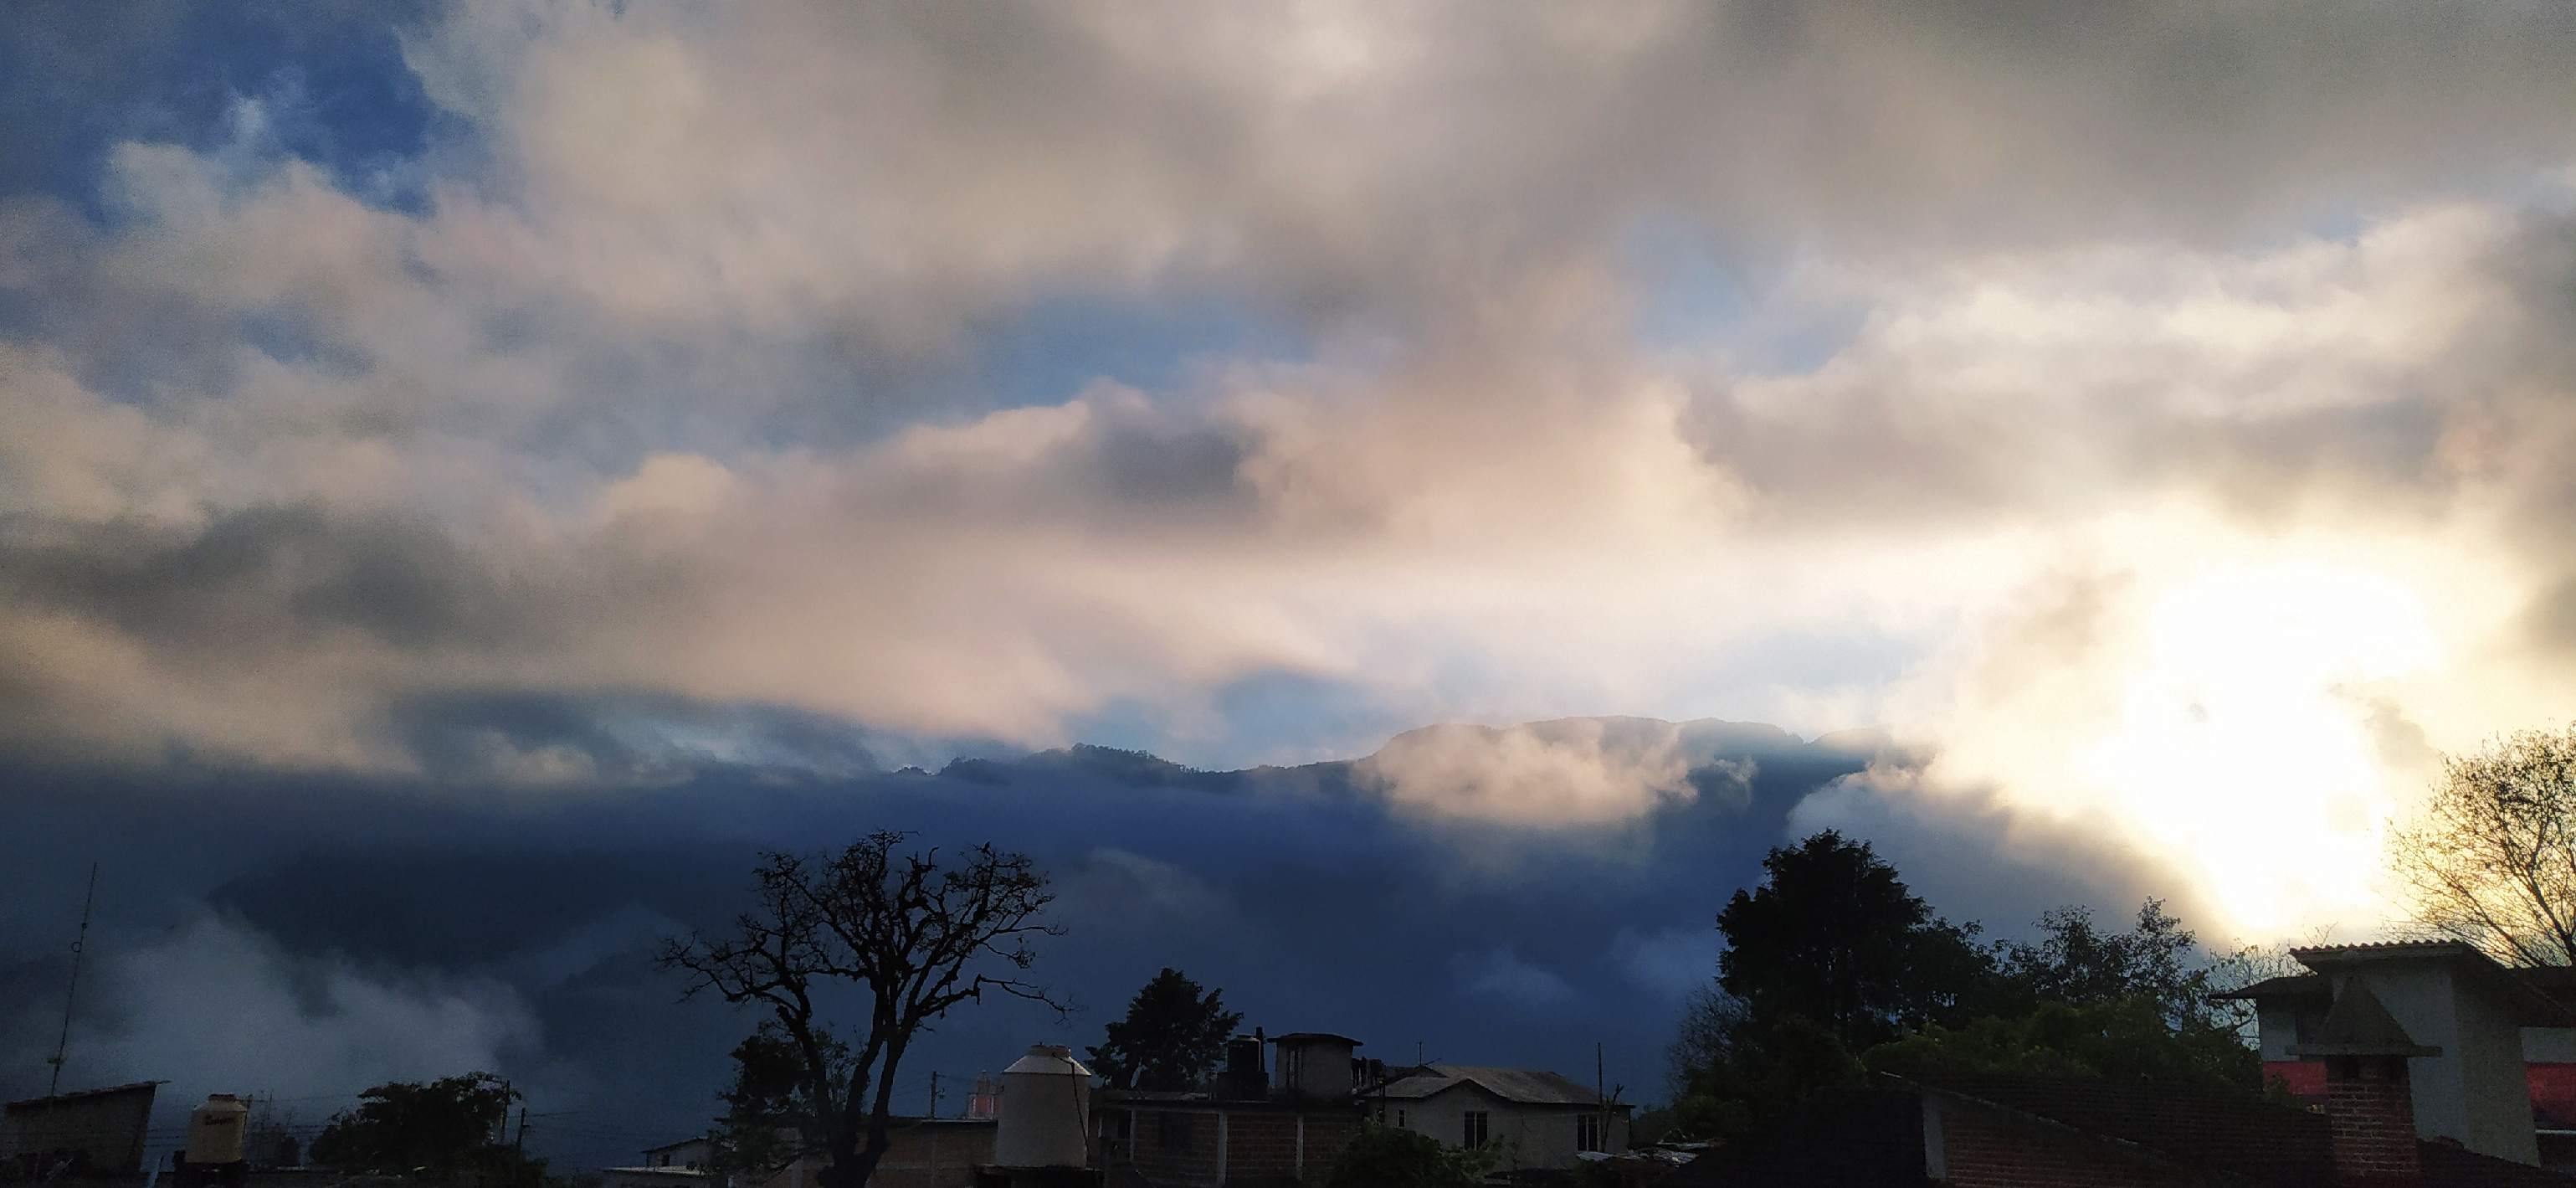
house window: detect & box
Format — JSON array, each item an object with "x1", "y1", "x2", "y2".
[
  {"x1": 1397, "y1": 1109, "x2": 1407, "y2": 1129},
  {"x1": 1577, "y1": 1114, "x2": 1603, "y2": 1153},
  {"x1": 1462, "y1": 1111, "x2": 1490, "y2": 1149},
  {"x1": 1157, "y1": 1112, "x2": 1195, "y2": 1150}
]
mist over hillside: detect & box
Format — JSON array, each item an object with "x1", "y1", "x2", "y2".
[{"x1": 0, "y1": 715, "x2": 2192, "y2": 1166}]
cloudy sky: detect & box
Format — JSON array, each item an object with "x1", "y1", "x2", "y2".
[{"x1": 6, "y1": 0, "x2": 2576, "y2": 1163}]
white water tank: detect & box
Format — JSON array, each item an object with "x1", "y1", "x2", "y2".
[
  {"x1": 993, "y1": 1044, "x2": 1091, "y2": 1169},
  {"x1": 185, "y1": 1095, "x2": 249, "y2": 1165}
]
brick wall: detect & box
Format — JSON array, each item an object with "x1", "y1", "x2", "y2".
[
  {"x1": 1936, "y1": 1099, "x2": 2197, "y2": 1188},
  {"x1": 2322, "y1": 1056, "x2": 2422, "y2": 1187},
  {"x1": 869, "y1": 1123, "x2": 995, "y2": 1188},
  {"x1": 1105, "y1": 1107, "x2": 1357, "y2": 1188},
  {"x1": 1296, "y1": 1113, "x2": 1357, "y2": 1178},
  {"x1": 1223, "y1": 1113, "x2": 1299, "y2": 1182},
  {"x1": 1121, "y1": 1109, "x2": 1222, "y2": 1188}
]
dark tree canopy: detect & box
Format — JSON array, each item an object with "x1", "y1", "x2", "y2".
[
  {"x1": 1716, "y1": 831, "x2": 1994, "y2": 1047},
  {"x1": 1994, "y1": 898, "x2": 2254, "y2": 1032},
  {"x1": 1864, "y1": 997, "x2": 2258, "y2": 1091},
  {"x1": 713, "y1": 1021, "x2": 852, "y2": 1177},
  {"x1": 1670, "y1": 832, "x2": 2264, "y2": 1143},
  {"x1": 1087, "y1": 968, "x2": 1244, "y2": 1091},
  {"x1": 659, "y1": 832, "x2": 1061, "y2": 1188},
  {"x1": 308, "y1": 1072, "x2": 537, "y2": 1185}
]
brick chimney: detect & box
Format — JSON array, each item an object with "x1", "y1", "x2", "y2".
[{"x1": 2291, "y1": 978, "x2": 2439, "y2": 1186}]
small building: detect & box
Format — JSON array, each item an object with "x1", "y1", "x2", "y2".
[
  {"x1": 643, "y1": 1138, "x2": 716, "y2": 1170},
  {"x1": 2216, "y1": 939, "x2": 2576, "y2": 1168},
  {"x1": 1669, "y1": 1072, "x2": 2573, "y2": 1187},
  {"x1": 600, "y1": 1164, "x2": 714, "y2": 1188},
  {"x1": 602, "y1": 1136, "x2": 718, "y2": 1188},
  {"x1": 655, "y1": 1120, "x2": 998, "y2": 1188},
  {"x1": 1368, "y1": 1064, "x2": 1629, "y2": 1172},
  {"x1": 1681, "y1": 941, "x2": 2576, "y2": 1187},
  {"x1": 1095, "y1": 1031, "x2": 1364, "y2": 1187},
  {"x1": 2, "y1": 1082, "x2": 164, "y2": 1179}
]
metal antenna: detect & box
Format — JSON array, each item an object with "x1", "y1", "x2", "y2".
[{"x1": 45, "y1": 862, "x2": 99, "y2": 1098}]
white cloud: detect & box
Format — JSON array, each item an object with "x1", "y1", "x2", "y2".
[
  {"x1": 1452, "y1": 945, "x2": 1578, "y2": 1011},
  {"x1": 1356, "y1": 718, "x2": 1700, "y2": 826},
  {"x1": 27, "y1": 913, "x2": 540, "y2": 1108},
  {"x1": 5, "y1": 0, "x2": 2576, "y2": 944},
  {"x1": 1607, "y1": 927, "x2": 1723, "y2": 1002}
]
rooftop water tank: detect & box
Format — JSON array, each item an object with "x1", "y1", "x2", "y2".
[
  {"x1": 994, "y1": 1044, "x2": 1091, "y2": 1169},
  {"x1": 185, "y1": 1095, "x2": 248, "y2": 1165}
]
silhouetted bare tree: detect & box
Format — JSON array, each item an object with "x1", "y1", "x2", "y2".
[
  {"x1": 2388, "y1": 725, "x2": 2576, "y2": 966},
  {"x1": 659, "y1": 832, "x2": 1062, "y2": 1188}
]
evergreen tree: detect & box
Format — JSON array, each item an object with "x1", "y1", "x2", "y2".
[{"x1": 1087, "y1": 968, "x2": 1245, "y2": 1091}]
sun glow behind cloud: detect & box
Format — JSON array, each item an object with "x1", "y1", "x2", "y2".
[{"x1": 2076, "y1": 561, "x2": 2439, "y2": 939}]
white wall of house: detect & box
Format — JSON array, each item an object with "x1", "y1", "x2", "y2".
[
  {"x1": 2344, "y1": 964, "x2": 2538, "y2": 1165},
  {"x1": 1371, "y1": 1085, "x2": 1626, "y2": 1170}
]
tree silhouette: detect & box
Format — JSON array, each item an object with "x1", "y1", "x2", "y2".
[
  {"x1": 2388, "y1": 724, "x2": 2576, "y2": 965},
  {"x1": 659, "y1": 832, "x2": 1062, "y2": 1188},
  {"x1": 1087, "y1": 968, "x2": 1244, "y2": 1091},
  {"x1": 1716, "y1": 831, "x2": 1993, "y2": 1048}
]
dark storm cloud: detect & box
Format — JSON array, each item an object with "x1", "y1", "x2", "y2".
[
  {"x1": 7, "y1": 4, "x2": 2576, "y2": 1148},
  {"x1": 0, "y1": 717, "x2": 2211, "y2": 1162},
  {"x1": 1, "y1": 505, "x2": 520, "y2": 654}
]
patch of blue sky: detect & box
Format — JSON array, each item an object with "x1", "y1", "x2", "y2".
[
  {"x1": 0, "y1": 2, "x2": 439, "y2": 218},
  {"x1": 1620, "y1": 211, "x2": 1865, "y2": 378},
  {"x1": 1659, "y1": 627, "x2": 1927, "y2": 735},
  {"x1": 968, "y1": 286, "x2": 1311, "y2": 413},
  {"x1": 237, "y1": 308, "x2": 369, "y2": 375},
  {"x1": 1065, "y1": 671, "x2": 1412, "y2": 771}
]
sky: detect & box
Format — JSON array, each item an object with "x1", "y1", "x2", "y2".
[{"x1": 6, "y1": 0, "x2": 2576, "y2": 1167}]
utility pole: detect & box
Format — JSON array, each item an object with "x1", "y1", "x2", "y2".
[
  {"x1": 1594, "y1": 1042, "x2": 1605, "y2": 1155},
  {"x1": 45, "y1": 862, "x2": 100, "y2": 1099},
  {"x1": 928, "y1": 1072, "x2": 940, "y2": 1120}
]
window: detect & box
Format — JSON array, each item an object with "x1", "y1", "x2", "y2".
[
  {"x1": 1462, "y1": 1111, "x2": 1490, "y2": 1149},
  {"x1": 1397, "y1": 1109, "x2": 1407, "y2": 1129},
  {"x1": 1577, "y1": 1114, "x2": 1603, "y2": 1153},
  {"x1": 1157, "y1": 1112, "x2": 1196, "y2": 1151}
]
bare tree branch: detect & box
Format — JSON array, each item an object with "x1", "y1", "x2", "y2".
[
  {"x1": 659, "y1": 832, "x2": 1065, "y2": 1188},
  {"x1": 2389, "y1": 724, "x2": 2576, "y2": 968}
]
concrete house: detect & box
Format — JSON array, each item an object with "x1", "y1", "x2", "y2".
[
  {"x1": 1677, "y1": 941, "x2": 2576, "y2": 1186},
  {"x1": 1368, "y1": 1064, "x2": 1629, "y2": 1172},
  {"x1": 1094, "y1": 1031, "x2": 1363, "y2": 1187},
  {"x1": 2217, "y1": 939, "x2": 2576, "y2": 1170}
]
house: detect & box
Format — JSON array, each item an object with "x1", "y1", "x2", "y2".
[
  {"x1": 642, "y1": 1138, "x2": 715, "y2": 1170},
  {"x1": 611, "y1": 1122, "x2": 995, "y2": 1188},
  {"x1": 601, "y1": 1137, "x2": 716, "y2": 1188},
  {"x1": 1368, "y1": 1064, "x2": 1629, "y2": 1171},
  {"x1": 1678, "y1": 940, "x2": 2576, "y2": 1186},
  {"x1": 2216, "y1": 939, "x2": 2576, "y2": 1169},
  {"x1": 601, "y1": 1164, "x2": 714, "y2": 1188},
  {"x1": 1093, "y1": 1031, "x2": 1363, "y2": 1187},
  {"x1": 1671, "y1": 1072, "x2": 2573, "y2": 1187},
  {"x1": 2, "y1": 1082, "x2": 163, "y2": 1179}
]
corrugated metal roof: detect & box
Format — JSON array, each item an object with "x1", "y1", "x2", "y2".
[
  {"x1": 3, "y1": 1082, "x2": 165, "y2": 1111},
  {"x1": 1373, "y1": 1064, "x2": 1615, "y2": 1107},
  {"x1": 2209, "y1": 973, "x2": 2328, "y2": 1001}
]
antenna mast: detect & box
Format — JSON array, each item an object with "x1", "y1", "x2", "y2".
[{"x1": 45, "y1": 862, "x2": 99, "y2": 1098}]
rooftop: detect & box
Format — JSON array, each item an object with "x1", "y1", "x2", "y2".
[
  {"x1": 3, "y1": 1082, "x2": 166, "y2": 1112},
  {"x1": 1671, "y1": 1073, "x2": 2573, "y2": 1187},
  {"x1": 1373, "y1": 1064, "x2": 1621, "y2": 1108},
  {"x1": 1268, "y1": 1032, "x2": 1362, "y2": 1047},
  {"x1": 2212, "y1": 941, "x2": 2576, "y2": 1025}
]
